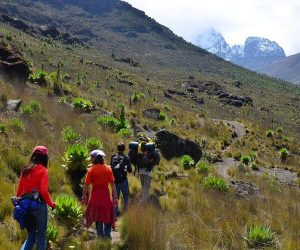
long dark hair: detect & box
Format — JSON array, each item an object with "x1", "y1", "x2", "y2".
[
  {"x1": 93, "y1": 155, "x2": 104, "y2": 164},
  {"x1": 21, "y1": 153, "x2": 49, "y2": 176}
]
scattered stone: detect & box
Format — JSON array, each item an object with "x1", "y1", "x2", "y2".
[
  {"x1": 155, "y1": 129, "x2": 202, "y2": 162},
  {"x1": 6, "y1": 99, "x2": 22, "y2": 112},
  {"x1": 0, "y1": 41, "x2": 30, "y2": 82},
  {"x1": 230, "y1": 180, "x2": 260, "y2": 199},
  {"x1": 39, "y1": 25, "x2": 60, "y2": 38},
  {"x1": 142, "y1": 108, "x2": 160, "y2": 120},
  {"x1": 191, "y1": 94, "x2": 204, "y2": 105},
  {"x1": 111, "y1": 54, "x2": 139, "y2": 67}
]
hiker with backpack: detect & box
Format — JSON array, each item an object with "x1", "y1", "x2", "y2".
[
  {"x1": 82, "y1": 150, "x2": 118, "y2": 239},
  {"x1": 110, "y1": 143, "x2": 132, "y2": 216},
  {"x1": 129, "y1": 138, "x2": 160, "y2": 204},
  {"x1": 14, "y1": 146, "x2": 56, "y2": 250}
]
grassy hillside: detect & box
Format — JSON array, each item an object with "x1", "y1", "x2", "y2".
[{"x1": 0, "y1": 0, "x2": 300, "y2": 249}]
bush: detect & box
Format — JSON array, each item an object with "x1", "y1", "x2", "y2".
[
  {"x1": 85, "y1": 138, "x2": 103, "y2": 151},
  {"x1": 244, "y1": 225, "x2": 278, "y2": 248},
  {"x1": 22, "y1": 100, "x2": 41, "y2": 115},
  {"x1": 8, "y1": 118, "x2": 24, "y2": 132},
  {"x1": 0, "y1": 124, "x2": 6, "y2": 134},
  {"x1": 266, "y1": 130, "x2": 274, "y2": 138},
  {"x1": 202, "y1": 175, "x2": 230, "y2": 192},
  {"x1": 62, "y1": 126, "x2": 80, "y2": 143},
  {"x1": 118, "y1": 128, "x2": 132, "y2": 138},
  {"x1": 97, "y1": 105, "x2": 130, "y2": 132},
  {"x1": 46, "y1": 223, "x2": 58, "y2": 242},
  {"x1": 28, "y1": 70, "x2": 47, "y2": 85},
  {"x1": 63, "y1": 144, "x2": 89, "y2": 174},
  {"x1": 276, "y1": 127, "x2": 284, "y2": 133},
  {"x1": 195, "y1": 161, "x2": 209, "y2": 173},
  {"x1": 241, "y1": 155, "x2": 252, "y2": 165},
  {"x1": 180, "y1": 155, "x2": 195, "y2": 170},
  {"x1": 72, "y1": 97, "x2": 93, "y2": 112},
  {"x1": 159, "y1": 111, "x2": 167, "y2": 121},
  {"x1": 279, "y1": 148, "x2": 289, "y2": 161},
  {"x1": 54, "y1": 195, "x2": 83, "y2": 228},
  {"x1": 97, "y1": 115, "x2": 120, "y2": 130},
  {"x1": 131, "y1": 92, "x2": 145, "y2": 103}
]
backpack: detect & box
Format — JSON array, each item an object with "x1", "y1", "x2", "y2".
[{"x1": 111, "y1": 154, "x2": 127, "y2": 183}]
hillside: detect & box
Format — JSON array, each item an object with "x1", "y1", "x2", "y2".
[
  {"x1": 0, "y1": 0, "x2": 300, "y2": 249},
  {"x1": 259, "y1": 53, "x2": 300, "y2": 84}
]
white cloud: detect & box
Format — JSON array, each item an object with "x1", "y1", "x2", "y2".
[{"x1": 124, "y1": 0, "x2": 300, "y2": 55}]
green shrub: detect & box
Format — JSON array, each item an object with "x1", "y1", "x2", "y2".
[
  {"x1": 276, "y1": 127, "x2": 284, "y2": 133},
  {"x1": 54, "y1": 195, "x2": 83, "y2": 228},
  {"x1": 72, "y1": 97, "x2": 93, "y2": 112},
  {"x1": 97, "y1": 115, "x2": 120, "y2": 130},
  {"x1": 46, "y1": 223, "x2": 58, "y2": 242},
  {"x1": 244, "y1": 225, "x2": 278, "y2": 248},
  {"x1": 8, "y1": 118, "x2": 24, "y2": 131},
  {"x1": 0, "y1": 124, "x2": 6, "y2": 134},
  {"x1": 241, "y1": 155, "x2": 252, "y2": 165},
  {"x1": 118, "y1": 128, "x2": 132, "y2": 138},
  {"x1": 22, "y1": 100, "x2": 41, "y2": 115},
  {"x1": 62, "y1": 126, "x2": 80, "y2": 143},
  {"x1": 63, "y1": 144, "x2": 89, "y2": 174},
  {"x1": 2, "y1": 151, "x2": 26, "y2": 175},
  {"x1": 97, "y1": 105, "x2": 130, "y2": 132},
  {"x1": 28, "y1": 70, "x2": 47, "y2": 85},
  {"x1": 202, "y1": 175, "x2": 230, "y2": 192},
  {"x1": 266, "y1": 130, "x2": 274, "y2": 138},
  {"x1": 131, "y1": 92, "x2": 145, "y2": 103},
  {"x1": 195, "y1": 161, "x2": 209, "y2": 173},
  {"x1": 279, "y1": 148, "x2": 289, "y2": 161},
  {"x1": 159, "y1": 111, "x2": 167, "y2": 121},
  {"x1": 85, "y1": 138, "x2": 103, "y2": 151},
  {"x1": 180, "y1": 155, "x2": 195, "y2": 170}
]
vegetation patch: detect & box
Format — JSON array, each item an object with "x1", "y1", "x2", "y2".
[
  {"x1": 202, "y1": 175, "x2": 230, "y2": 192},
  {"x1": 244, "y1": 225, "x2": 278, "y2": 249}
]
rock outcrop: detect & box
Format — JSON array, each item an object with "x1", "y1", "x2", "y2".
[
  {"x1": 6, "y1": 99, "x2": 22, "y2": 112},
  {"x1": 142, "y1": 108, "x2": 160, "y2": 120},
  {"x1": 230, "y1": 180, "x2": 260, "y2": 199},
  {"x1": 155, "y1": 129, "x2": 202, "y2": 162},
  {"x1": 0, "y1": 42, "x2": 30, "y2": 82}
]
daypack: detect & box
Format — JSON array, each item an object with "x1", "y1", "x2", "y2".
[
  {"x1": 129, "y1": 137, "x2": 160, "y2": 172},
  {"x1": 12, "y1": 192, "x2": 41, "y2": 231},
  {"x1": 111, "y1": 153, "x2": 127, "y2": 183}
]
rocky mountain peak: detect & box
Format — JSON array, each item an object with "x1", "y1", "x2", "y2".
[{"x1": 195, "y1": 31, "x2": 286, "y2": 71}]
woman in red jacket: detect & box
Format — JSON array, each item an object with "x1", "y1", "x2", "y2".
[
  {"x1": 82, "y1": 150, "x2": 118, "y2": 239},
  {"x1": 16, "y1": 146, "x2": 55, "y2": 250}
]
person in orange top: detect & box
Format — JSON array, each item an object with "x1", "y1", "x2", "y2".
[
  {"x1": 16, "y1": 146, "x2": 55, "y2": 250},
  {"x1": 82, "y1": 150, "x2": 118, "y2": 238}
]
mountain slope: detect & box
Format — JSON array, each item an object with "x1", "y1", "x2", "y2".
[{"x1": 259, "y1": 53, "x2": 300, "y2": 84}]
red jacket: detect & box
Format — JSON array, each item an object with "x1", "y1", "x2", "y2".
[{"x1": 16, "y1": 164, "x2": 55, "y2": 208}]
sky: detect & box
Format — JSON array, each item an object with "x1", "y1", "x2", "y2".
[{"x1": 124, "y1": 0, "x2": 300, "y2": 56}]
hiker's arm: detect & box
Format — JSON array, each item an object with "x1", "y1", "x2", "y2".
[
  {"x1": 16, "y1": 175, "x2": 24, "y2": 197},
  {"x1": 110, "y1": 182, "x2": 117, "y2": 200},
  {"x1": 127, "y1": 157, "x2": 132, "y2": 173},
  {"x1": 82, "y1": 184, "x2": 89, "y2": 200}
]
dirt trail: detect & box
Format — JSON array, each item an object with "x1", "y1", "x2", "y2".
[
  {"x1": 213, "y1": 119, "x2": 246, "y2": 178},
  {"x1": 213, "y1": 119, "x2": 299, "y2": 187}
]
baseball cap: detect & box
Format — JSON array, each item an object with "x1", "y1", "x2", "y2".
[
  {"x1": 32, "y1": 146, "x2": 48, "y2": 155},
  {"x1": 90, "y1": 150, "x2": 106, "y2": 157}
]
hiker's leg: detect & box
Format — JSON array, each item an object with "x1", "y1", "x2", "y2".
[
  {"x1": 104, "y1": 223, "x2": 112, "y2": 238},
  {"x1": 33, "y1": 203, "x2": 48, "y2": 250},
  {"x1": 115, "y1": 183, "x2": 121, "y2": 217},
  {"x1": 121, "y1": 179, "x2": 129, "y2": 212},
  {"x1": 140, "y1": 174, "x2": 151, "y2": 204},
  {"x1": 96, "y1": 222, "x2": 104, "y2": 237},
  {"x1": 21, "y1": 230, "x2": 36, "y2": 250}
]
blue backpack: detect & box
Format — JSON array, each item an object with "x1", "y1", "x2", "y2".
[{"x1": 12, "y1": 192, "x2": 41, "y2": 230}]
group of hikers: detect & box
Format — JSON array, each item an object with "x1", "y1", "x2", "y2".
[{"x1": 13, "y1": 138, "x2": 160, "y2": 249}]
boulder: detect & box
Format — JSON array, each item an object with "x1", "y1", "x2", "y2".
[
  {"x1": 0, "y1": 42, "x2": 30, "y2": 82},
  {"x1": 155, "y1": 129, "x2": 202, "y2": 162},
  {"x1": 7, "y1": 99, "x2": 22, "y2": 112},
  {"x1": 142, "y1": 108, "x2": 160, "y2": 120},
  {"x1": 39, "y1": 25, "x2": 60, "y2": 38},
  {"x1": 230, "y1": 180, "x2": 260, "y2": 199}
]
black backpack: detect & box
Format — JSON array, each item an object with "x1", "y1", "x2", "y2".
[{"x1": 111, "y1": 154, "x2": 127, "y2": 183}]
